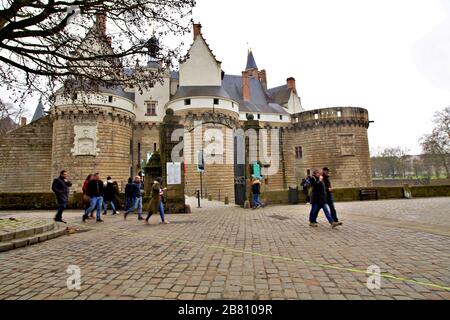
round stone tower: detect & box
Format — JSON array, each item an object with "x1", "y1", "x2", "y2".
[
  {"x1": 289, "y1": 107, "x2": 372, "y2": 188},
  {"x1": 51, "y1": 87, "x2": 136, "y2": 191}
]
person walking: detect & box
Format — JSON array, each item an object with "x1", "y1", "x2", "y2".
[
  {"x1": 322, "y1": 167, "x2": 342, "y2": 226},
  {"x1": 83, "y1": 173, "x2": 105, "y2": 223},
  {"x1": 124, "y1": 176, "x2": 144, "y2": 220},
  {"x1": 145, "y1": 177, "x2": 169, "y2": 224},
  {"x1": 103, "y1": 176, "x2": 117, "y2": 215},
  {"x1": 300, "y1": 176, "x2": 311, "y2": 204},
  {"x1": 309, "y1": 169, "x2": 339, "y2": 228},
  {"x1": 82, "y1": 174, "x2": 94, "y2": 219},
  {"x1": 112, "y1": 181, "x2": 121, "y2": 214},
  {"x1": 124, "y1": 177, "x2": 133, "y2": 211},
  {"x1": 51, "y1": 170, "x2": 72, "y2": 223},
  {"x1": 251, "y1": 177, "x2": 264, "y2": 209}
]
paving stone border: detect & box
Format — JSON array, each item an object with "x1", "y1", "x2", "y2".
[{"x1": 0, "y1": 219, "x2": 67, "y2": 252}]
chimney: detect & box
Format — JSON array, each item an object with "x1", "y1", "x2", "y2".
[
  {"x1": 242, "y1": 71, "x2": 251, "y2": 102},
  {"x1": 193, "y1": 23, "x2": 202, "y2": 39},
  {"x1": 287, "y1": 77, "x2": 296, "y2": 93},
  {"x1": 259, "y1": 69, "x2": 267, "y2": 90},
  {"x1": 20, "y1": 117, "x2": 27, "y2": 126},
  {"x1": 96, "y1": 13, "x2": 106, "y2": 35}
]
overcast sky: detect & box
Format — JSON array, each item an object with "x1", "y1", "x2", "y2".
[
  {"x1": 186, "y1": 0, "x2": 450, "y2": 154},
  {"x1": 11, "y1": 0, "x2": 450, "y2": 155}
]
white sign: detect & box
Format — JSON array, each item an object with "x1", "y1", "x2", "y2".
[{"x1": 167, "y1": 162, "x2": 181, "y2": 185}]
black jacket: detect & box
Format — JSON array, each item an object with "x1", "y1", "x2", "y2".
[
  {"x1": 125, "y1": 183, "x2": 133, "y2": 197},
  {"x1": 51, "y1": 176, "x2": 72, "y2": 204},
  {"x1": 310, "y1": 176, "x2": 327, "y2": 204},
  {"x1": 104, "y1": 181, "x2": 115, "y2": 201},
  {"x1": 87, "y1": 179, "x2": 104, "y2": 197},
  {"x1": 128, "y1": 182, "x2": 141, "y2": 199},
  {"x1": 323, "y1": 174, "x2": 332, "y2": 195}
]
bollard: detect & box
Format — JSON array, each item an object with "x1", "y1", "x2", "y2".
[{"x1": 197, "y1": 190, "x2": 201, "y2": 208}]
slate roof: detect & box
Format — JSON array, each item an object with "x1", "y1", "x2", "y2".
[
  {"x1": 31, "y1": 99, "x2": 45, "y2": 122},
  {"x1": 221, "y1": 75, "x2": 290, "y2": 115},
  {"x1": 171, "y1": 86, "x2": 231, "y2": 100},
  {"x1": 267, "y1": 85, "x2": 292, "y2": 106},
  {"x1": 55, "y1": 82, "x2": 135, "y2": 102},
  {"x1": 246, "y1": 50, "x2": 258, "y2": 70}
]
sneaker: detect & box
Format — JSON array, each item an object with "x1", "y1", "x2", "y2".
[
  {"x1": 103, "y1": 211, "x2": 107, "y2": 215},
  {"x1": 331, "y1": 222, "x2": 340, "y2": 228},
  {"x1": 309, "y1": 222, "x2": 318, "y2": 227},
  {"x1": 96, "y1": 219, "x2": 104, "y2": 223},
  {"x1": 337, "y1": 221, "x2": 343, "y2": 226},
  {"x1": 163, "y1": 221, "x2": 170, "y2": 224},
  {"x1": 112, "y1": 211, "x2": 117, "y2": 215},
  {"x1": 138, "y1": 217, "x2": 144, "y2": 221},
  {"x1": 82, "y1": 215, "x2": 87, "y2": 222},
  {"x1": 54, "y1": 218, "x2": 67, "y2": 224}
]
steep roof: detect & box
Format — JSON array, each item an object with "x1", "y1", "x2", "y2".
[
  {"x1": 267, "y1": 85, "x2": 292, "y2": 105},
  {"x1": 171, "y1": 86, "x2": 231, "y2": 100},
  {"x1": 246, "y1": 50, "x2": 258, "y2": 70},
  {"x1": 222, "y1": 75, "x2": 289, "y2": 115},
  {"x1": 31, "y1": 99, "x2": 45, "y2": 122},
  {"x1": 0, "y1": 116, "x2": 18, "y2": 135}
]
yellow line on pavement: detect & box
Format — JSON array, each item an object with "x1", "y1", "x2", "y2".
[{"x1": 69, "y1": 222, "x2": 450, "y2": 292}]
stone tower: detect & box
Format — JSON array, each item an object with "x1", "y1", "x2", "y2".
[{"x1": 51, "y1": 88, "x2": 136, "y2": 191}]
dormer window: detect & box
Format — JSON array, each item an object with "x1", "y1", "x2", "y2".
[{"x1": 184, "y1": 99, "x2": 191, "y2": 106}]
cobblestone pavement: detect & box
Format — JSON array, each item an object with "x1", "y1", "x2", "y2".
[{"x1": 0, "y1": 197, "x2": 449, "y2": 300}]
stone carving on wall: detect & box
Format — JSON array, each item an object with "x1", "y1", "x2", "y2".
[
  {"x1": 71, "y1": 124, "x2": 99, "y2": 156},
  {"x1": 339, "y1": 134, "x2": 355, "y2": 156}
]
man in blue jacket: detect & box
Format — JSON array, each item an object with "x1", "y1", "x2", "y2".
[
  {"x1": 124, "y1": 176, "x2": 144, "y2": 220},
  {"x1": 51, "y1": 170, "x2": 72, "y2": 223}
]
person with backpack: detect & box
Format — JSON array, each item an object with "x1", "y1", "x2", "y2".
[
  {"x1": 124, "y1": 177, "x2": 133, "y2": 211},
  {"x1": 82, "y1": 174, "x2": 94, "y2": 219},
  {"x1": 300, "y1": 176, "x2": 312, "y2": 204},
  {"x1": 124, "y1": 176, "x2": 144, "y2": 221}
]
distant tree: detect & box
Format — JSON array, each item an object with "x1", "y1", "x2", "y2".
[
  {"x1": 0, "y1": 0, "x2": 195, "y2": 103},
  {"x1": 370, "y1": 146, "x2": 409, "y2": 178},
  {"x1": 0, "y1": 98, "x2": 25, "y2": 122},
  {"x1": 420, "y1": 107, "x2": 450, "y2": 178}
]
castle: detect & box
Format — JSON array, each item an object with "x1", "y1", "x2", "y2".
[{"x1": 0, "y1": 20, "x2": 372, "y2": 205}]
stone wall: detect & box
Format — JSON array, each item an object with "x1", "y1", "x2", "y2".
[
  {"x1": 0, "y1": 116, "x2": 53, "y2": 192},
  {"x1": 132, "y1": 123, "x2": 160, "y2": 177},
  {"x1": 286, "y1": 107, "x2": 372, "y2": 188},
  {"x1": 51, "y1": 107, "x2": 134, "y2": 192},
  {"x1": 183, "y1": 123, "x2": 235, "y2": 203}
]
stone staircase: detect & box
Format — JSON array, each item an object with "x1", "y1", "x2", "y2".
[{"x1": 0, "y1": 218, "x2": 67, "y2": 252}]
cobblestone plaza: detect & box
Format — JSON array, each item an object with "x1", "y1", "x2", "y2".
[{"x1": 0, "y1": 197, "x2": 449, "y2": 300}]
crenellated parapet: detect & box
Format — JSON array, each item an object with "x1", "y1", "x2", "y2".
[
  {"x1": 50, "y1": 105, "x2": 135, "y2": 126},
  {"x1": 292, "y1": 107, "x2": 370, "y2": 130}
]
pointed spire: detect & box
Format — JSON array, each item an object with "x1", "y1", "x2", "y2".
[
  {"x1": 31, "y1": 98, "x2": 45, "y2": 122},
  {"x1": 246, "y1": 48, "x2": 258, "y2": 70}
]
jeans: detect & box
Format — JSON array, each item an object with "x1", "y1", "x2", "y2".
[
  {"x1": 252, "y1": 194, "x2": 263, "y2": 207},
  {"x1": 326, "y1": 193, "x2": 339, "y2": 222},
  {"x1": 55, "y1": 202, "x2": 67, "y2": 220},
  {"x1": 125, "y1": 197, "x2": 132, "y2": 211},
  {"x1": 104, "y1": 200, "x2": 116, "y2": 213},
  {"x1": 85, "y1": 196, "x2": 103, "y2": 220},
  {"x1": 309, "y1": 202, "x2": 334, "y2": 224},
  {"x1": 146, "y1": 200, "x2": 165, "y2": 222},
  {"x1": 125, "y1": 197, "x2": 142, "y2": 219}
]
